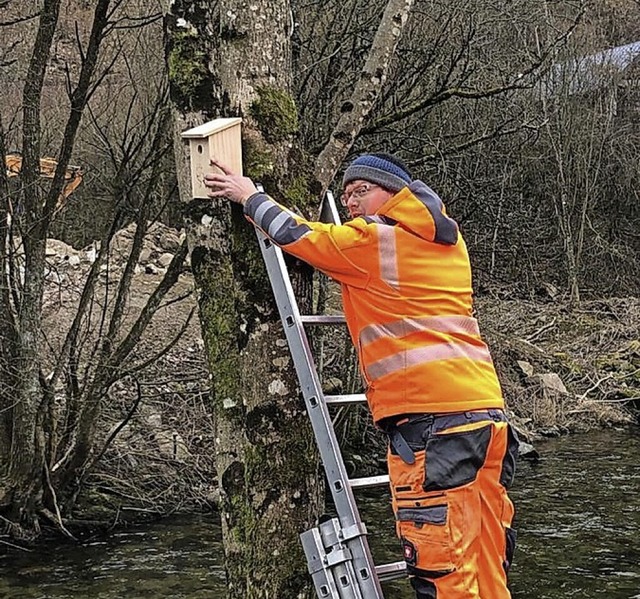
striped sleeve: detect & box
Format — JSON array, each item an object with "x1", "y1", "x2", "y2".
[
  {"x1": 244, "y1": 192, "x2": 371, "y2": 288},
  {"x1": 244, "y1": 193, "x2": 312, "y2": 246}
]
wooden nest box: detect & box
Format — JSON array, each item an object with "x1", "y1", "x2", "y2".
[{"x1": 181, "y1": 118, "x2": 243, "y2": 198}]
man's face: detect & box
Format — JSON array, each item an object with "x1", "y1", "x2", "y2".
[{"x1": 340, "y1": 180, "x2": 394, "y2": 218}]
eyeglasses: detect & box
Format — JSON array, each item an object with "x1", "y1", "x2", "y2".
[{"x1": 340, "y1": 183, "x2": 380, "y2": 206}]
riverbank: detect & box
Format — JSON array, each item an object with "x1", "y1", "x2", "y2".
[
  {"x1": 479, "y1": 295, "x2": 639, "y2": 440},
  {"x1": 37, "y1": 227, "x2": 640, "y2": 528}
]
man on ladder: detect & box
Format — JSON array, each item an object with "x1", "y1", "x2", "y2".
[{"x1": 204, "y1": 153, "x2": 519, "y2": 599}]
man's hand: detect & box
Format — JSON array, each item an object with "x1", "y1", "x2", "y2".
[{"x1": 204, "y1": 158, "x2": 258, "y2": 206}]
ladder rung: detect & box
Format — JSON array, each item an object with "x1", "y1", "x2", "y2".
[
  {"x1": 300, "y1": 314, "x2": 346, "y2": 325},
  {"x1": 348, "y1": 475, "x2": 389, "y2": 489},
  {"x1": 325, "y1": 393, "x2": 367, "y2": 405},
  {"x1": 375, "y1": 560, "x2": 407, "y2": 582}
]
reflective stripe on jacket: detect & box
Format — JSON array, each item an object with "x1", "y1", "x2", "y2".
[{"x1": 244, "y1": 180, "x2": 504, "y2": 422}]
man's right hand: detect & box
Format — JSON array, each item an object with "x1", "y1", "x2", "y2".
[{"x1": 204, "y1": 158, "x2": 258, "y2": 206}]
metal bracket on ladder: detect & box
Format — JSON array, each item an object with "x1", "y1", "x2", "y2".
[
  {"x1": 254, "y1": 189, "x2": 407, "y2": 598},
  {"x1": 300, "y1": 517, "x2": 368, "y2": 599}
]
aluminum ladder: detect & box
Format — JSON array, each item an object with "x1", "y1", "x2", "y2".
[{"x1": 253, "y1": 191, "x2": 406, "y2": 599}]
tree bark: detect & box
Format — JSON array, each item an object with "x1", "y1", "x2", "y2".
[
  {"x1": 3, "y1": 0, "x2": 63, "y2": 537},
  {"x1": 314, "y1": 0, "x2": 415, "y2": 192},
  {"x1": 166, "y1": 1, "x2": 321, "y2": 597}
]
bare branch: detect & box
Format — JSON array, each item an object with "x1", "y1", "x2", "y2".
[
  {"x1": 113, "y1": 307, "x2": 196, "y2": 383},
  {"x1": 106, "y1": 11, "x2": 163, "y2": 33},
  {"x1": 363, "y1": 2, "x2": 586, "y2": 135},
  {"x1": 43, "y1": 0, "x2": 113, "y2": 222},
  {"x1": 49, "y1": 211, "x2": 125, "y2": 390},
  {"x1": 21, "y1": 0, "x2": 63, "y2": 219},
  {"x1": 0, "y1": 11, "x2": 39, "y2": 27},
  {"x1": 88, "y1": 376, "x2": 143, "y2": 471},
  {"x1": 104, "y1": 240, "x2": 189, "y2": 383},
  {"x1": 42, "y1": 462, "x2": 77, "y2": 540},
  {"x1": 314, "y1": 0, "x2": 416, "y2": 192},
  {"x1": 410, "y1": 118, "x2": 544, "y2": 166}
]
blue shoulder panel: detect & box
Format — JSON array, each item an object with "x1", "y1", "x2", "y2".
[{"x1": 409, "y1": 181, "x2": 458, "y2": 245}]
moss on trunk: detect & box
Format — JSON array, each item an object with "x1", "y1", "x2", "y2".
[{"x1": 167, "y1": 1, "x2": 324, "y2": 595}]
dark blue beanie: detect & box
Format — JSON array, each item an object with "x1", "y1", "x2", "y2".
[{"x1": 342, "y1": 153, "x2": 412, "y2": 193}]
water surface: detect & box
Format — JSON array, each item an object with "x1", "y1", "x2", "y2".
[{"x1": 1, "y1": 427, "x2": 638, "y2": 598}]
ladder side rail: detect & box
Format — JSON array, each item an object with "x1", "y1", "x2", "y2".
[
  {"x1": 315, "y1": 192, "x2": 391, "y2": 491},
  {"x1": 319, "y1": 189, "x2": 342, "y2": 226},
  {"x1": 257, "y1": 231, "x2": 358, "y2": 518},
  {"x1": 317, "y1": 190, "x2": 408, "y2": 588},
  {"x1": 255, "y1": 228, "x2": 384, "y2": 598}
]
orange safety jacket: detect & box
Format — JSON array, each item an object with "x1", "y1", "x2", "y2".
[{"x1": 244, "y1": 180, "x2": 504, "y2": 423}]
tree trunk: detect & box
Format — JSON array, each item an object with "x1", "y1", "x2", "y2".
[
  {"x1": 1, "y1": 0, "x2": 63, "y2": 538},
  {"x1": 166, "y1": 2, "x2": 322, "y2": 597},
  {"x1": 314, "y1": 0, "x2": 415, "y2": 191}
]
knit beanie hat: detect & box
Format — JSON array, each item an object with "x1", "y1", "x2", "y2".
[{"x1": 342, "y1": 153, "x2": 412, "y2": 193}]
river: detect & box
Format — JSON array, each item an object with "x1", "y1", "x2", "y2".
[{"x1": 1, "y1": 428, "x2": 639, "y2": 599}]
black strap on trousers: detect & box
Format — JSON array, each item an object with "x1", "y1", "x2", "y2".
[{"x1": 380, "y1": 409, "x2": 507, "y2": 465}]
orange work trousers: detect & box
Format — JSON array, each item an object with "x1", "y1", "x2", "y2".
[{"x1": 385, "y1": 409, "x2": 518, "y2": 599}]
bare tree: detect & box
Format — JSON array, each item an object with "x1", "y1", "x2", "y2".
[
  {"x1": 314, "y1": 0, "x2": 415, "y2": 190},
  {"x1": 537, "y1": 28, "x2": 632, "y2": 305},
  {"x1": 0, "y1": 0, "x2": 191, "y2": 542}
]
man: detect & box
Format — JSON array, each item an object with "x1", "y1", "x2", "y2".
[{"x1": 204, "y1": 153, "x2": 519, "y2": 599}]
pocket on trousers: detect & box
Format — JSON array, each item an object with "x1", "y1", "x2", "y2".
[
  {"x1": 424, "y1": 424, "x2": 492, "y2": 492},
  {"x1": 396, "y1": 485, "x2": 480, "y2": 578},
  {"x1": 397, "y1": 498, "x2": 455, "y2": 574},
  {"x1": 389, "y1": 448, "x2": 426, "y2": 499},
  {"x1": 499, "y1": 424, "x2": 520, "y2": 490}
]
